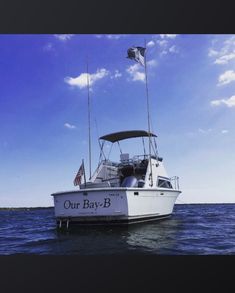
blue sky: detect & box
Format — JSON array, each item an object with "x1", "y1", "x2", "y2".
[{"x1": 0, "y1": 34, "x2": 235, "y2": 207}]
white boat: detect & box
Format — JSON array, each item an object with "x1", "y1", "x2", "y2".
[
  {"x1": 51, "y1": 46, "x2": 181, "y2": 227},
  {"x1": 51, "y1": 130, "x2": 181, "y2": 227}
]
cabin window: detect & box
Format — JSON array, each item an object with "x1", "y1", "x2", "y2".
[{"x1": 157, "y1": 178, "x2": 173, "y2": 189}]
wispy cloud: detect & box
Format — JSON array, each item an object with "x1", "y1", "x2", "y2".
[
  {"x1": 106, "y1": 34, "x2": 123, "y2": 40},
  {"x1": 147, "y1": 40, "x2": 155, "y2": 47},
  {"x1": 64, "y1": 123, "x2": 76, "y2": 129},
  {"x1": 198, "y1": 128, "x2": 212, "y2": 134},
  {"x1": 147, "y1": 59, "x2": 157, "y2": 67},
  {"x1": 157, "y1": 40, "x2": 168, "y2": 47},
  {"x1": 111, "y1": 70, "x2": 122, "y2": 79},
  {"x1": 208, "y1": 48, "x2": 219, "y2": 57},
  {"x1": 64, "y1": 68, "x2": 109, "y2": 89},
  {"x1": 44, "y1": 35, "x2": 74, "y2": 52},
  {"x1": 215, "y1": 53, "x2": 235, "y2": 64},
  {"x1": 54, "y1": 34, "x2": 75, "y2": 41},
  {"x1": 169, "y1": 45, "x2": 178, "y2": 53},
  {"x1": 209, "y1": 35, "x2": 235, "y2": 65},
  {"x1": 95, "y1": 34, "x2": 126, "y2": 40},
  {"x1": 187, "y1": 128, "x2": 212, "y2": 137},
  {"x1": 154, "y1": 36, "x2": 179, "y2": 55},
  {"x1": 126, "y1": 64, "x2": 145, "y2": 82},
  {"x1": 217, "y1": 70, "x2": 235, "y2": 86},
  {"x1": 187, "y1": 128, "x2": 230, "y2": 137},
  {"x1": 211, "y1": 95, "x2": 235, "y2": 107},
  {"x1": 159, "y1": 34, "x2": 178, "y2": 39}
]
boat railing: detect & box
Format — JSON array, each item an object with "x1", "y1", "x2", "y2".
[
  {"x1": 119, "y1": 155, "x2": 148, "y2": 166},
  {"x1": 132, "y1": 155, "x2": 149, "y2": 163},
  {"x1": 170, "y1": 176, "x2": 180, "y2": 190},
  {"x1": 102, "y1": 159, "x2": 119, "y2": 167}
]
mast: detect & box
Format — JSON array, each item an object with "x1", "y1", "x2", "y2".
[
  {"x1": 144, "y1": 40, "x2": 153, "y2": 186},
  {"x1": 86, "y1": 59, "x2": 92, "y2": 180}
]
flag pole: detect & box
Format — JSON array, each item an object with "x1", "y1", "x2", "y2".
[
  {"x1": 82, "y1": 159, "x2": 87, "y2": 187},
  {"x1": 86, "y1": 58, "x2": 92, "y2": 180},
  {"x1": 144, "y1": 40, "x2": 153, "y2": 187}
]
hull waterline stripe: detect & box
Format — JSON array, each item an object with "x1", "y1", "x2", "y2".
[{"x1": 56, "y1": 213, "x2": 172, "y2": 226}]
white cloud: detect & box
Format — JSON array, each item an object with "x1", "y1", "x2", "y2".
[
  {"x1": 156, "y1": 39, "x2": 179, "y2": 55},
  {"x1": 224, "y1": 36, "x2": 235, "y2": 45},
  {"x1": 64, "y1": 123, "x2": 76, "y2": 129},
  {"x1": 214, "y1": 53, "x2": 235, "y2": 64},
  {"x1": 217, "y1": 70, "x2": 235, "y2": 86},
  {"x1": 157, "y1": 40, "x2": 168, "y2": 47},
  {"x1": 160, "y1": 50, "x2": 168, "y2": 56},
  {"x1": 159, "y1": 34, "x2": 178, "y2": 39},
  {"x1": 211, "y1": 95, "x2": 235, "y2": 107},
  {"x1": 147, "y1": 40, "x2": 155, "y2": 47},
  {"x1": 210, "y1": 100, "x2": 222, "y2": 106},
  {"x1": 187, "y1": 127, "x2": 231, "y2": 139},
  {"x1": 208, "y1": 48, "x2": 219, "y2": 57},
  {"x1": 111, "y1": 70, "x2": 122, "y2": 79},
  {"x1": 169, "y1": 45, "x2": 178, "y2": 53},
  {"x1": 198, "y1": 128, "x2": 212, "y2": 134},
  {"x1": 106, "y1": 34, "x2": 122, "y2": 40},
  {"x1": 147, "y1": 59, "x2": 157, "y2": 67},
  {"x1": 209, "y1": 35, "x2": 235, "y2": 65},
  {"x1": 187, "y1": 128, "x2": 212, "y2": 137},
  {"x1": 126, "y1": 64, "x2": 145, "y2": 82},
  {"x1": 54, "y1": 34, "x2": 75, "y2": 41},
  {"x1": 95, "y1": 34, "x2": 126, "y2": 40},
  {"x1": 64, "y1": 68, "x2": 109, "y2": 89}
]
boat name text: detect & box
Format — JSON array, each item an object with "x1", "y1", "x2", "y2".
[{"x1": 63, "y1": 198, "x2": 111, "y2": 210}]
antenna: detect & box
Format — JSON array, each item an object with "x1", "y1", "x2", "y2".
[
  {"x1": 86, "y1": 58, "x2": 92, "y2": 180},
  {"x1": 144, "y1": 39, "x2": 153, "y2": 186}
]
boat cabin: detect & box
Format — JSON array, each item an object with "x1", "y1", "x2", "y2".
[{"x1": 79, "y1": 130, "x2": 178, "y2": 190}]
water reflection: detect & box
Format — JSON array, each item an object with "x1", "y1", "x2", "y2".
[
  {"x1": 123, "y1": 217, "x2": 183, "y2": 254},
  {"x1": 54, "y1": 216, "x2": 183, "y2": 255}
]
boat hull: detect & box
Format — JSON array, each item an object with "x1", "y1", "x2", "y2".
[{"x1": 52, "y1": 188, "x2": 180, "y2": 226}]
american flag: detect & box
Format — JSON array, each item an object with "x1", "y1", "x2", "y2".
[
  {"x1": 127, "y1": 46, "x2": 146, "y2": 66},
  {"x1": 73, "y1": 161, "x2": 85, "y2": 186}
]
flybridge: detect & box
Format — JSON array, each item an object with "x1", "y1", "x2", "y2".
[{"x1": 97, "y1": 129, "x2": 160, "y2": 170}]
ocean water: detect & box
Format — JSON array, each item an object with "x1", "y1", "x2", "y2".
[{"x1": 0, "y1": 204, "x2": 235, "y2": 255}]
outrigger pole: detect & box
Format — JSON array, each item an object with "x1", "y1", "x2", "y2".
[
  {"x1": 86, "y1": 58, "x2": 92, "y2": 180},
  {"x1": 144, "y1": 40, "x2": 153, "y2": 187},
  {"x1": 127, "y1": 43, "x2": 154, "y2": 186}
]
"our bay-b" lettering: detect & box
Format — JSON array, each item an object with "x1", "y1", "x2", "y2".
[
  {"x1": 82, "y1": 198, "x2": 111, "y2": 210},
  {"x1": 103, "y1": 198, "x2": 111, "y2": 208},
  {"x1": 63, "y1": 198, "x2": 111, "y2": 210}
]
